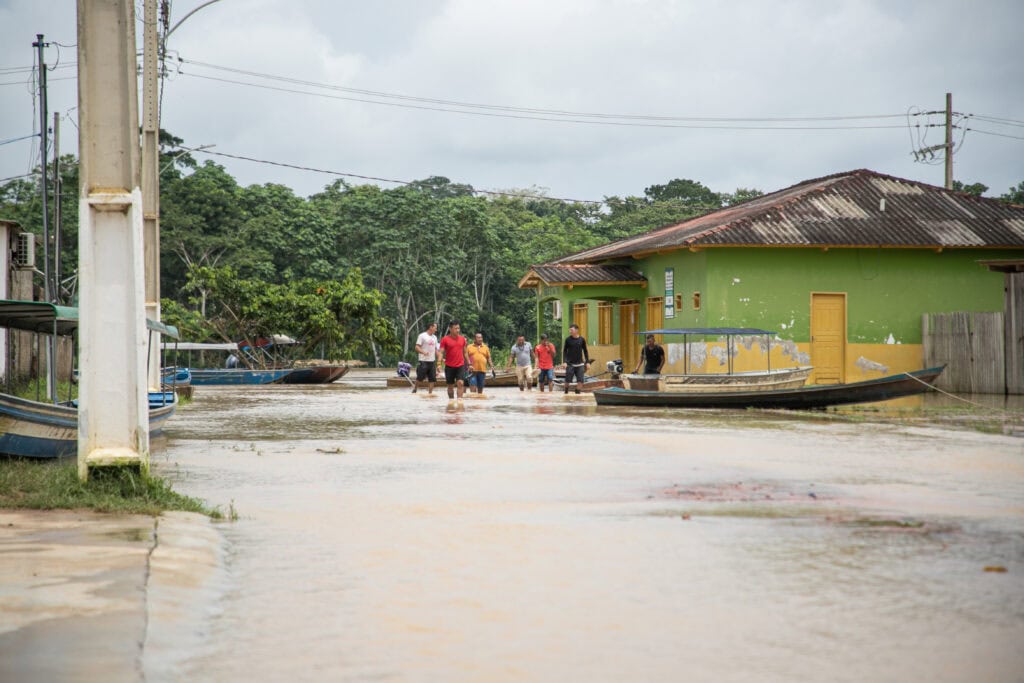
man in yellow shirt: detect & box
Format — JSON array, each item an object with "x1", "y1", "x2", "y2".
[{"x1": 467, "y1": 332, "x2": 494, "y2": 395}]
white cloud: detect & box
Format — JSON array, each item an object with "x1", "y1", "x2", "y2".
[{"x1": 1, "y1": 0, "x2": 1022, "y2": 201}]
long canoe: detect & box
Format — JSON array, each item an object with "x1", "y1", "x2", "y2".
[
  {"x1": 189, "y1": 365, "x2": 348, "y2": 386},
  {"x1": 593, "y1": 367, "x2": 945, "y2": 409},
  {"x1": 1, "y1": 391, "x2": 177, "y2": 459}
]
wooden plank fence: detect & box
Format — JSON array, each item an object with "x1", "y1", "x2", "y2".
[
  {"x1": 1006, "y1": 273, "x2": 1024, "y2": 395},
  {"x1": 922, "y1": 312, "x2": 1005, "y2": 394}
]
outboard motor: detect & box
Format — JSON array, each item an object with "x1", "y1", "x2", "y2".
[{"x1": 606, "y1": 359, "x2": 624, "y2": 376}]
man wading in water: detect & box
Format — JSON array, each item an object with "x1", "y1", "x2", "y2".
[
  {"x1": 562, "y1": 323, "x2": 591, "y2": 394},
  {"x1": 412, "y1": 322, "x2": 439, "y2": 394},
  {"x1": 439, "y1": 320, "x2": 471, "y2": 400}
]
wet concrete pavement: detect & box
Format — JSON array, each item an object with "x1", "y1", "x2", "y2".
[
  {"x1": 3, "y1": 371, "x2": 1023, "y2": 681},
  {"x1": 0, "y1": 510, "x2": 221, "y2": 682}
]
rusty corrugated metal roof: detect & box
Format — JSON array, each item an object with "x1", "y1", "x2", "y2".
[
  {"x1": 519, "y1": 264, "x2": 646, "y2": 288},
  {"x1": 556, "y1": 170, "x2": 1024, "y2": 263}
]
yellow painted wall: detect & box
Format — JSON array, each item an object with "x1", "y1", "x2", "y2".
[
  {"x1": 589, "y1": 344, "x2": 620, "y2": 370},
  {"x1": 658, "y1": 339, "x2": 925, "y2": 383}
]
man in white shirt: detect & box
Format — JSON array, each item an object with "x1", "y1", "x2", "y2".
[{"x1": 413, "y1": 322, "x2": 439, "y2": 393}]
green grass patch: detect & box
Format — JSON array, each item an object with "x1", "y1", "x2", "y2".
[
  {"x1": 0, "y1": 459, "x2": 228, "y2": 519},
  {"x1": 7, "y1": 378, "x2": 78, "y2": 402}
]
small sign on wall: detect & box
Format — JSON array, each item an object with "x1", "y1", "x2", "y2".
[{"x1": 665, "y1": 268, "x2": 675, "y2": 319}]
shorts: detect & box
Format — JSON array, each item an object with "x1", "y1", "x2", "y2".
[
  {"x1": 565, "y1": 364, "x2": 586, "y2": 385},
  {"x1": 444, "y1": 365, "x2": 467, "y2": 385},
  {"x1": 416, "y1": 361, "x2": 437, "y2": 382},
  {"x1": 537, "y1": 368, "x2": 554, "y2": 384},
  {"x1": 514, "y1": 365, "x2": 532, "y2": 385},
  {"x1": 469, "y1": 371, "x2": 487, "y2": 390}
]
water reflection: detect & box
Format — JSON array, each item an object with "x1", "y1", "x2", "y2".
[{"x1": 156, "y1": 371, "x2": 1024, "y2": 682}]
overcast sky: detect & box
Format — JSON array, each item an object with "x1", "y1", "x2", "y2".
[{"x1": 2, "y1": 0, "x2": 1022, "y2": 203}]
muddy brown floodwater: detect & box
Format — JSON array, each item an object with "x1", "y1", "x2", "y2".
[{"x1": 154, "y1": 370, "x2": 1024, "y2": 682}]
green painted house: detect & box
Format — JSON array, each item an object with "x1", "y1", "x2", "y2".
[{"x1": 519, "y1": 169, "x2": 1024, "y2": 390}]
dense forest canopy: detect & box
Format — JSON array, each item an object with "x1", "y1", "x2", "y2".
[{"x1": 3, "y1": 132, "x2": 1019, "y2": 364}]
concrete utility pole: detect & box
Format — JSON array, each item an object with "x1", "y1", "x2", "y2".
[
  {"x1": 142, "y1": 0, "x2": 161, "y2": 390},
  {"x1": 944, "y1": 92, "x2": 953, "y2": 190},
  {"x1": 32, "y1": 35, "x2": 50, "y2": 302},
  {"x1": 77, "y1": 0, "x2": 150, "y2": 479}
]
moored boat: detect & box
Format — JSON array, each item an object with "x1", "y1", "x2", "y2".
[
  {"x1": 624, "y1": 366, "x2": 813, "y2": 392},
  {"x1": 0, "y1": 300, "x2": 180, "y2": 459},
  {"x1": 386, "y1": 368, "x2": 536, "y2": 388},
  {"x1": 593, "y1": 366, "x2": 945, "y2": 409}
]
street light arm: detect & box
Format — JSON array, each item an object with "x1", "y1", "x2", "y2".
[{"x1": 166, "y1": 0, "x2": 225, "y2": 39}]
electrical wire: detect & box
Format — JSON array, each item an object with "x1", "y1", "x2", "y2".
[
  {"x1": 967, "y1": 127, "x2": 1024, "y2": 141},
  {"x1": 178, "y1": 56, "x2": 909, "y2": 125},
  {"x1": 971, "y1": 114, "x2": 1024, "y2": 127},
  {"x1": 177, "y1": 70, "x2": 908, "y2": 131},
  {"x1": 170, "y1": 145, "x2": 606, "y2": 204},
  {"x1": 0, "y1": 133, "x2": 39, "y2": 147},
  {"x1": 0, "y1": 75, "x2": 76, "y2": 87}
]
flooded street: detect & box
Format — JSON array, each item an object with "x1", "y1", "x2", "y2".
[{"x1": 155, "y1": 371, "x2": 1024, "y2": 682}]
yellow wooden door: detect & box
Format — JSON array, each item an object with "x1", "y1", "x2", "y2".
[
  {"x1": 572, "y1": 303, "x2": 588, "y2": 339},
  {"x1": 619, "y1": 300, "x2": 640, "y2": 371},
  {"x1": 811, "y1": 293, "x2": 846, "y2": 384},
  {"x1": 597, "y1": 302, "x2": 613, "y2": 344},
  {"x1": 645, "y1": 297, "x2": 664, "y2": 342}
]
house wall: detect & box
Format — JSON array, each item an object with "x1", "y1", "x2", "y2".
[{"x1": 550, "y1": 246, "x2": 1019, "y2": 381}]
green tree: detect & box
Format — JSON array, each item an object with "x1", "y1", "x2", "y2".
[
  {"x1": 1000, "y1": 181, "x2": 1024, "y2": 205},
  {"x1": 952, "y1": 180, "x2": 989, "y2": 196},
  {"x1": 183, "y1": 265, "x2": 395, "y2": 363}
]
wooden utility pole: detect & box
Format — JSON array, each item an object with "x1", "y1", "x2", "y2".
[
  {"x1": 945, "y1": 92, "x2": 953, "y2": 190},
  {"x1": 77, "y1": 0, "x2": 150, "y2": 479}
]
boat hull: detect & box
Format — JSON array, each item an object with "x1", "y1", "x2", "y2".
[
  {"x1": 0, "y1": 392, "x2": 177, "y2": 459},
  {"x1": 279, "y1": 365, "x2": 349, "y2": 384},
  {"x1": 387, "y1": 369, "x2": 535, "y2": 388},
  {"x1": 594, "y1": 367, "x2": 945, "y2": 409},
  {"x1": 190, "y1": 365, "x2": 348, "y2": 385}
]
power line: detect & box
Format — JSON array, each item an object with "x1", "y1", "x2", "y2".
[
  {"x1": 0, "y1": 133, "x2": 39, "y2": 146},
  {"x1": 970, "y1": 114, "x2": 1024, "y2": 128},
  {"x1": 177, "y1": 56, "x2": 909, "y2": 124},
  {"x1": 967, "y1": 127, "x2": 1024, "y2": 141},
  {"x1": 170, "y1": 145, "x2": 606, "y2": 204},
  {"x1": 177, "y1": 70, "x2": 908, "y2": 131},
  {"x1": 0, "y1": 75, "x2": 76, "y2": 87}
]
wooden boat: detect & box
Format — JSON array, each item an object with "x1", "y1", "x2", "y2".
[
  {"x1": 0, "y1": 300, "x2": 180, "y2": 459},
  {"x1": 623, "y1": 366, "x2": 813, "y2": 392},
  {"x1": 0, "y1": 391, "x2": 177, "y2": 459},
  {"x1": 593, "y1": 366, "x2": 945, "y2": 409},
  {"x1": 165, "y1": 342, "x2": 349, "y2": 385},
  {"x1": 280, "y1": 364, "x2": 349, "y2": 384},
  {"x1": 387, "y1": 368, "x2": 536, "y2": 388}
]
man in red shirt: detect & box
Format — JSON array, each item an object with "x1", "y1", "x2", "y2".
[
  {"x1": 439, "y1": 320, "x2": 471, "y2": 399},
  {"x1": 534, "y1": 333, "x2": 557, "y2": 392}
]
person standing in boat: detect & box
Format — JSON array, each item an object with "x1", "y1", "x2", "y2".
[
  {"x1": 633, "y1": 334, "x2": 666, "y2": 375},
  {"x1": 561, "y1": 324, "x2": 591, "y2": 394},
  {"x1": 467, "y1": 332, "x2": 495, "y2": 395},
  {"x1": 534, "y1": 333, "x2": 557, "y2": 392},
  {"x1": 439, "y1": 320, "x2": 471, "y2": 400},
  {"x1": 413, "y1": 322, "x2": 440, "y2": 394},
  {"x1": 226, "y1": 353, "x2": 240, "y2": 369},
  {"x1": 508, "y1": 335, "x2": 534, "y2": 391}
]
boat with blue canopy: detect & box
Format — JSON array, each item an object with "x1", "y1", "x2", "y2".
[{"x1": 0, "y1": 300, "x2": 178, "y2": 458}]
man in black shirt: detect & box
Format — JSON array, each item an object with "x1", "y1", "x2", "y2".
[
  {"x1": 562, "y1": 323, "x2": 591, "y2": 394},
  {"x1": 633, "y1": 334, "x2": 666, "y2": 375}
]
